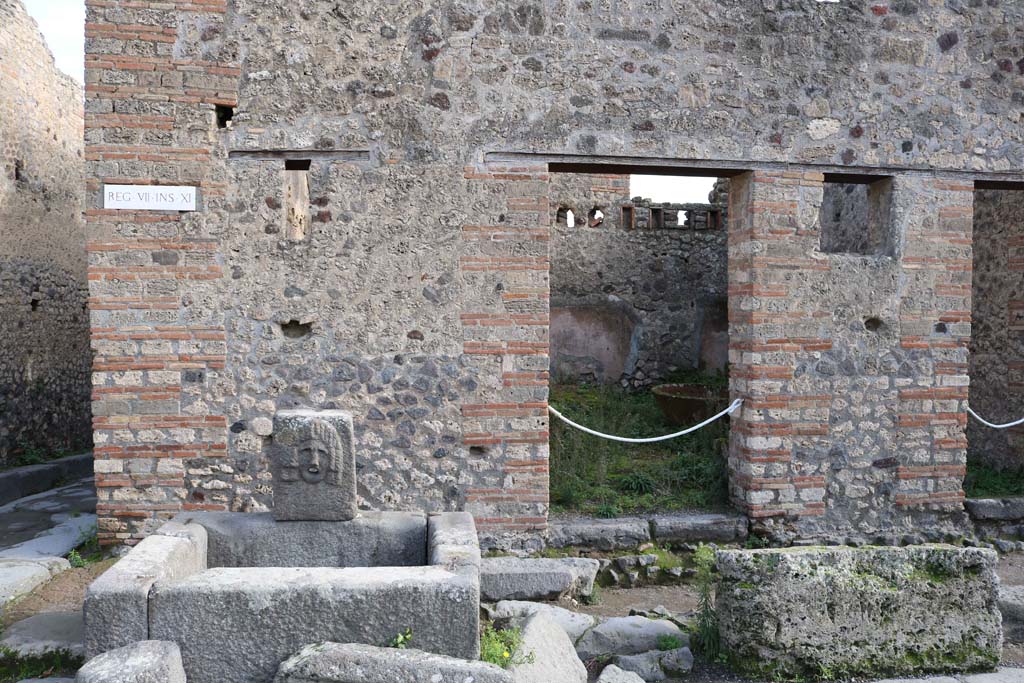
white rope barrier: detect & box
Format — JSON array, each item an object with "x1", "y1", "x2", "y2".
[
  {"x1": 967, "y1": 407, "x2": 1024, "y2": 430},
  {"x1": 548, "y1": 398, "x2": 744, "y2": 444}
]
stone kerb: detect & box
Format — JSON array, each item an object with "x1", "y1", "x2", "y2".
[{"x1": 716, "y1": 545, "x2": 1002, "y2": 680}]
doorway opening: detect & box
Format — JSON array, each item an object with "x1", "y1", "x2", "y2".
[{"x1": 547, "y1": 168, "x2": 734, "y2": 517}]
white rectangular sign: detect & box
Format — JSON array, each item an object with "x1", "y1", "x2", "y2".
[{"x1": 103, "y1": 184, "x2": 197, "y2": 211}]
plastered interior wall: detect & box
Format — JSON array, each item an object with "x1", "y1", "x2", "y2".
[
  {"x1": 970, "y1": 189, "x2": 1024, "y2": 473},
  {"x1": 0, "y1": 0, "x2": 91, "y2": 464},
  {"x1": 84, "y1": 0, "x2": 1024, "y2": 546},
  {"x1": 549, "y1": 172, "x2": 728, "y2": 387}
]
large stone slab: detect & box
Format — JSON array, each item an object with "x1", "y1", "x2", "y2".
[
  {"x1": 271, "y1": 410, "x2": 357, "y2": 521},
  {"x1": 716, "y1": 545, "x2": 1002, "y2": 680},
  {"x1": 548, "y1": 517, "x2": 651, "y2": 550},
  {"x1": 83, "y1": 524, "x2": 207, "y2": 657},
  {"x1": 274, "y1": 643, "x2": 512, "y2": 683},
  {"x1": 175, "y1": 511, "x2": 426, "y2": 568},
  {"x1": 508, "y1": 612, "x2": 587, "y2": 683},
  {"x1": 999, "y1": 585, "x2": 1024, "y2": 641},
  {"x1": 1, "y1": 611, "x2": 83, "y2": 657},
  {"x1": 76, "y1": 640, "x2": 186, "y2": 683},
  {"x1": 488, "y1": 600, "x2": 597, "y2": 642},
  {"x1": 481, "y1": 557, "x2": 599, "y2": 601},
  {"x1": 575, "y1": 616, "x2": 687, "y2": 661},
  {"x1": 150, "y1": 566, "x2": 479, "y2": 683},
  {"x1": 650, "y1": 512, "x2": 748, "y2": 543}
]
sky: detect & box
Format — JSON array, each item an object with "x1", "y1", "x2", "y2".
[
  {"x1": 25, "y1": 0, "x2": 85, "y2": 83},
  {"x1": 631, "y1": 175, "x2": 716, "y2": 204}
]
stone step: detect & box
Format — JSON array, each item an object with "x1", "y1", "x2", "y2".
[
  {"x1": 480, "y1": 557, "x2": 599, "y2": 601},
  {"x1": 1, "y1": 610, "x2": 84, "y2": 658},
  {"x1": 548, "y1": 511, "x2": 748, "y2": 550},
  {"x1": 0, "y1": 557, "x2": 69, "y2": 607}
]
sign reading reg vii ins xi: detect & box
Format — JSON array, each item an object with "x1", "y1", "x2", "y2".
[{"x1": 104, "y1": 184, "x2": 197, "y2": 211}]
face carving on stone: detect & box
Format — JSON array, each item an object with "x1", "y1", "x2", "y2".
[{"x1": 280, "y1": 418, "x2": 343, "y2": 487}]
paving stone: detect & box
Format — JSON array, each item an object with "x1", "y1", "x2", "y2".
[
  {"x1": 508, "y1": 612, "x2": 587, "y2": 683},
  {"x1": 273, "y1": 643, "x2": 512, "y2": 683},
  {"x1": 76, "y1": 640, "x2": 186, "y2": 683},
  {"x1": 596, "y1": 665, "x2": 646, "y2": 683},
  {"x1": 0, "y1": 611, "x2": 83, "y2": 657},
  {"x1": 548, "y1": 517, "x2": 651, "y2": 550},
  {"x1": 0, "y1": 557, "x2": 69, "y2": 606},
  {"x1": 489, "y1": 600, "x2": 597, "y2": 642},
  {"x1": 962, "y1": 670, "x2": 1024, "y2": 683},
  {"x1": 481, "y1": 557, "x2": 598, "y2": 601},
  {"x1": 575, "y1": 616, "x2": 687, "y2": 661}
]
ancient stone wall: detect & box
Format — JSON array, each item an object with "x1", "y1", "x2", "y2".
[
  {"x1": 84, "y1": 0, "x2": 1024, "y2": 546},
  {"x1": 0, "y1": 0, "x2": 91, "y2": 465},
  {"x1": 970, "y1": 189, "x2": 1024, "y2": 473},
  {"x1": 550, "y1": 173, "x2": 728, "y2": 387}
]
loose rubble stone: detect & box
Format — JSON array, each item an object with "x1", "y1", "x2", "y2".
[
  {"x1": 0, "y1": 611, "x2": 83, "y2": 658},
  {"x1": 717, "y1": 546, "x2": 1002, "y2": 679},
  {"x1": 548, "y1": 518, "x2": 651, "y2": 550},
  {"x1": 612, "y1": 651, "x2": 664, "y2": 681},
  {"x1": 480, "y1": 557, "x2": 599, "y2": 601},
  {"x1": 508, "y1": 612, "x2": 587, "y2": 683},
  {"x1": 488, "y1": 600, "x2": 597, "y2": 642},
  {"x1": 575, "y1": 616, "x2": 688, "y2": 661},
  {"x1": 273, "y1": 643, "x2": 512, "y2": 683},
  {"x1": 76, "y1": 641, "x2": 186, "y2": 683},
  {"x1": 659, "y1": 647, "x2": 694, "y2": 676},
  {"x1": 597, "y1": 665, "x2": 647, "y2": 683}
]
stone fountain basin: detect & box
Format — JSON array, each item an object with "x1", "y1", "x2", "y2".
[{"x1": 84, "y1": 511, "x2": 480, "y2": 683}]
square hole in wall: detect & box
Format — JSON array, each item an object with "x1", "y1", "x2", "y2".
[{"x1": 819, "y1": 175, "x2": 894, "y2": 257}]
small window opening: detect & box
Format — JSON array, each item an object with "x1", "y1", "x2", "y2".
[
  {"x1": 588, "y1": 208, "x2": 605, "y2": 228},
  {"x1": 215, "y1": 105, "x2": 235, "y2": 129},
  {"x1": 556, "y1": 207, "x2": 571, "y2": 227},
  {"x1": 285, "y1": 159, "x2": 312, "y2": 171},
  {"x1": 650, "y1": 207, "x2": 665, "y2": 229},
  {"x1": 284, "y1": 162, "x2": 312, "y2": 240},
  {"x1": 621, "y1": 205, "x2": 635, "y2": 230},
  {"x1": 30, "y1": 299, "x2": 39, "y2": 312},
  {"x1": 864, "y1": 317, "x2": 884, "y2": 332},
  {"x1": 676, "y1": 210, "x2": 685, "y2": 225},
  {"x1": 819, "y1": 175, "x2": 893, "y2": 256},
  {"x1": 469, "y1": 446, "x2": 488, "y2": 456},
  {"x1": 281, "y1": 320, "x2": 313, "y2": 339}
]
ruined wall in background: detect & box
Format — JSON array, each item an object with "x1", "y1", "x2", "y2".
[
  {"x1": 970, "y1": 190, "x2": 1024, "y2": 473},
  {"x1": 0, "y1": 0, "x2": 91, "y2": 465},
  {"x1": 550, "y1": 173, "x2": 728, "y2": 388}
]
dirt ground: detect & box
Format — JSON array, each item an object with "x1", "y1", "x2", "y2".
[{"x1": 1, "y1": 559, "x2": 114, "y2": 629}]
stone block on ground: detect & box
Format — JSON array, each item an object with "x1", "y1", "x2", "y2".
[
  {"x1": 596, "y1": 665, "x2": 645, "y2": 683},
  {"x1": 150, "y1": 566, "x2": 479, "y2": 683},
  {"x1": 488, "y1": 600, "x2": 596, "y2": 642},
  {"x1": 76, "y1": 640, "x2": 186, "y2": 683},
  {"x1": 1, "y1": 611, "x2": 83, "y2": 657},
  {"x1": 716, "y1": 545, "x2": 1002, "y2": 680},
  {"x1": 481, "y1": 557, "x2": 599, "y2": 601},
  {"x1": 548, "y1": 517, "x2": 651, "y2": 550},
  {"x1": 575, "y1": 616, "x2": 687, "y2": 661},
  {"x1": 428, "y1": 512, "x2": 481, "y2": 576},
  {"x1": 508, "y1": 612, "x2": 587, "y2": 683},
  {"x1": 83, "y1": 526, "x2": 207, "y2": 657},
  {"x1": 273, "y1": 643, "x2": 512, "y2": 683},
  {"x1": 650, "y1": 512, "x2": 748, "y2": 543},
  {"x1": 999, "y1": 585, "x2": 1024, "y2": 641}
]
